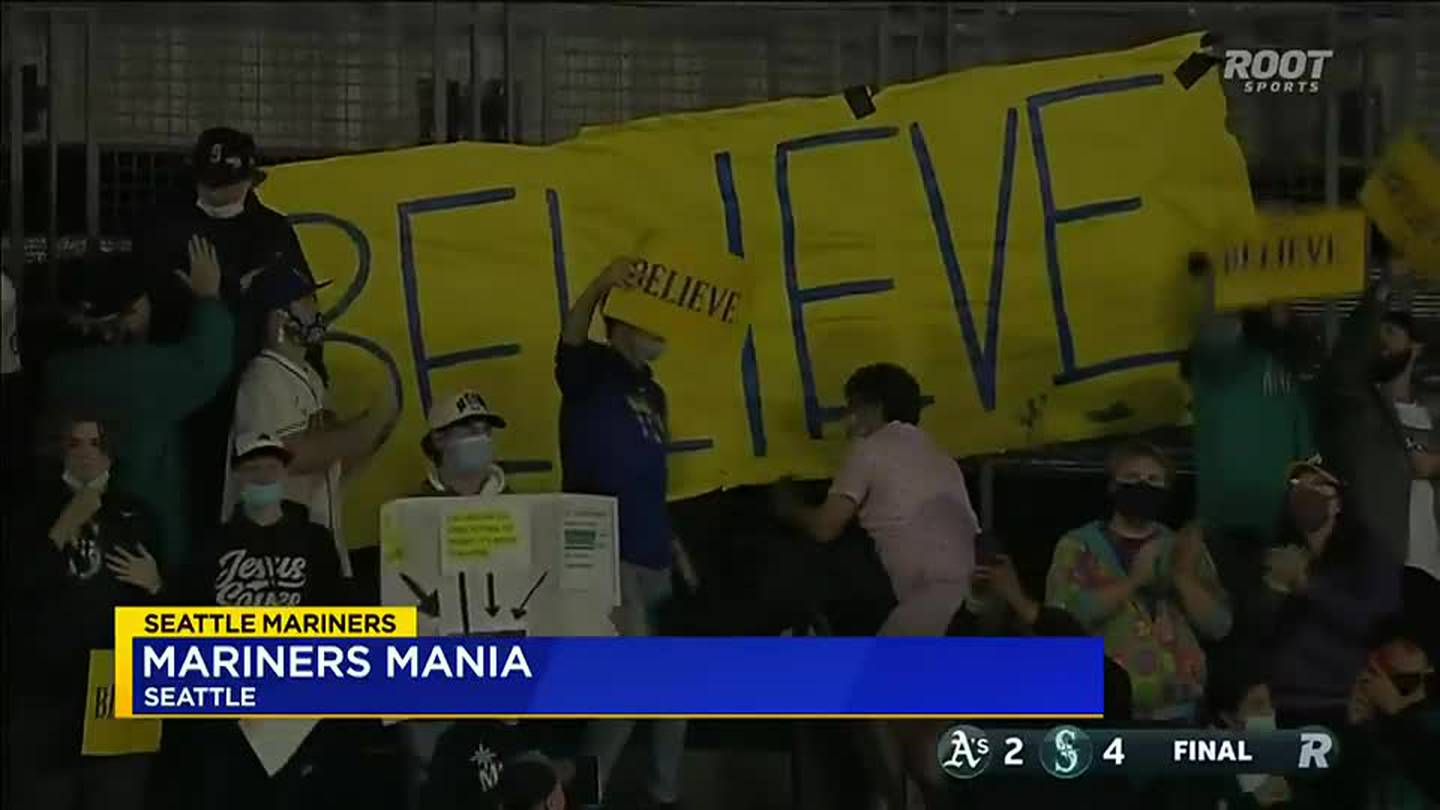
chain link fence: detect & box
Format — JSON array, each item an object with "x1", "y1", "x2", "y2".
[
  {"x1": 3, "y1": 2, "x2": 1438, "y2": 515},
  {"x1": 5, "y1": 3, "x2": 1437, "y2": 241}
]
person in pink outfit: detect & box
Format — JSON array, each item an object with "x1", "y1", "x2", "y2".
[
  {"x1": 775, "y1": 362, "x2": 979, "y2": 635},
  {"x1": 774, "y1": 362, "x2": 979, "y2": 809}
]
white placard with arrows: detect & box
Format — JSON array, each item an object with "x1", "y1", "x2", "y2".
[{"x1": 379, "y1": 494, "x2": 620, "y2": 637}]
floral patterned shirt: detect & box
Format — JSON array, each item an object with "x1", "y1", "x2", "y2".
[{"x1": 1045, "y1": 520, "x2": 1230, "y2": 720}]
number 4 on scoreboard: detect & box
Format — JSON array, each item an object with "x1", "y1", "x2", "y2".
[{"x1": 1103, "y1": 735, "x2": 1126, "y2": 766}]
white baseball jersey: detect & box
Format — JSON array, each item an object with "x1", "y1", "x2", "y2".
[{"x1": 223, "y1": 349, "x2": 350, "y2": 577}]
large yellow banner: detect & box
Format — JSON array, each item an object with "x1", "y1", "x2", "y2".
[{"x1": 262, "y1": 33, "x2": 1253, "y2": 547}]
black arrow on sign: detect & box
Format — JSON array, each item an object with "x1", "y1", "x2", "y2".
[
  {"x1": 511, "y1": 571, "x2": 549, "y2": 620},
  {"x1": 398, "y1": 573, "x2": 440, "y2": 618},
  {"x1": 485, "y1": 572, "x2": 501, "y2": 618}
]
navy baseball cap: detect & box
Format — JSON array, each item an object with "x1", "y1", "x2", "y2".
[
  {"x1": 192, "y1": 127, "x2": 267, "y2": 188},
  {"x1": 241, "y1": 264, "x2": 331, "y2": 313}
]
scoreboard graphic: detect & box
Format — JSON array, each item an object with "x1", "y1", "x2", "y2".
[{"x1": 937, "y1": 725, "x2": 1339, "y2": 780}]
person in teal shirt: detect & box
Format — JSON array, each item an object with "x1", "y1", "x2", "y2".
[
  {"x1": 1185, "y1": 257, "x2": 1318, "y2": 596},
  {"x1": 1188, "y1": 303, "x2": 1317, "y2": 537},
  {"x1": 47, "y1": 237, "x2": 233, "y2": 575}
]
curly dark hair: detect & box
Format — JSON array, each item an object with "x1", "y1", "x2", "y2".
[{"x1": 843, "y1": 363, "x2": 923, "y2": 425}]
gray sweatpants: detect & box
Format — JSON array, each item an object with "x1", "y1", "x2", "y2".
[{"x1": 581, "y1": 562, "x2": 687, "y2": 803}]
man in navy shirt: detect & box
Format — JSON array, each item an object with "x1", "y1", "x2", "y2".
[{"x1": 556, "y1": 257, "x2": 690, "y2": 809}]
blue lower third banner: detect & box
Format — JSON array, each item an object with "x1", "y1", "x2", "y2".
[{"x1": 128, "y1": 636, "x2": 1104, "y2": 718}]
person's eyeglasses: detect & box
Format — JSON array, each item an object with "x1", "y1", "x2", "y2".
[{"x1": 1389, "y1": 671, "x2": 1429, "y2": 696}]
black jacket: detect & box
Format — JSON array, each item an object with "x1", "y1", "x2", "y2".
[
  {"x1": 1317, "y1": 284, "x2": 1412, "y2": 561},
  {"x1": 186, "y1": 501, "x2": 348, "y2": 606},
  {"x1": 6, "y1": 477, "x2": 161, "y2": 702},
  {"x1": 132, "y1": 191, "x2": 326, "y2": 538},
  {"x1": 134, "y1": 191, "x2": 315, "y2": 353}
]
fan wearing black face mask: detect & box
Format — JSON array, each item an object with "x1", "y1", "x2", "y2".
[{"x1": 1044, "y1": 441, "x2": 1233, "y2": 722}]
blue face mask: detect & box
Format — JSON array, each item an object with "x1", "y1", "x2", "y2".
[
  {"x1": 240, "y1": 481, "x2": 285, "y2": 512},
  {"x1": 440, "y1": 434, "x2": 494, "y2": 478}
]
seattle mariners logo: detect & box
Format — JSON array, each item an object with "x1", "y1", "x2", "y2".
[{"x1": 1040, "y1": 725, "x2": 1093, "y2": 779}]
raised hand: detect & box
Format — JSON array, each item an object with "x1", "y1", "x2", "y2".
[
  {"x1": 178, "y1": 236, "x2": 222, "y2": 299},
  {"x1": 598, "y1": 257, "x2": 641, "y2": 292},
  {"x1": 49, "y1": 489, "x2": 103, "y2": 549},
  {"x1": 1356, "y1": 664, "x2": 1427, "y2": 717}
]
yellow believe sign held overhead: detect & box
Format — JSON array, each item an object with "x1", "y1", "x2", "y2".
[
  {"x1": 603, "y1": 232, "x2": 753, "y2": 344},
  {"x1": 260, "y1": 32, "x2": 1254, "y2": 549},
  {"x1": 1362, "y1": 131, "x2": 1440, "y2": 276},
  {"x1": 1210, "y1": 208, "x2": 1367, "y2": 310}
]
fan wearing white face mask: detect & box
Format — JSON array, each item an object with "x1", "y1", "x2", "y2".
[
  {"x1": 7, "y1": 415, "x2": 163, "y2": 810},
  {"x1": 1203, "y1": 657, "x2": 1292, "y2": 808},
  {"x1": 399, "y1": 391, "x2": 510, "y2": 807},
  {"x1": 131, "y1": 126, "x2": 331, "y2": 565},
  {"x1": 420, "y1": 391, "x2": 509, "y2": 497}
]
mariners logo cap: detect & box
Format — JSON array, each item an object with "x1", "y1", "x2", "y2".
[
  {"x1": 427, "y1": 390, "x2": 507, "y2": 433},
  {"x1": 192, "y1": 127, "x2": 267, "y2": 188},
  {"x1": 233, "y1": 432, "x2": 293, "y2": 466}
]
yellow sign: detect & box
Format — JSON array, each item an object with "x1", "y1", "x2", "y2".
[
  {"x1": 1361, "y1": 131, "x2": 1440, "y2": 276},
  {"x1": 82, "y1": 649, "x2": 162, "y2": 755},
  {"x1": 603, "y1": 234, "x2": 753, "y2": 343},
  {"x1": 381, "y1": 509, "x2": 404, "y2": 565},
  {"x1": 444, "y1": 509, "x2": 519, "y2": 562},
  {"x1": 261, "y1": 33, "x2": 1253, "y2": 547},
  {"x1": 112, "y1": 607, "x2": 416, "y2": 717},
  {"x1": 1210, "y1": 208, "x2": 1367, "y2": 309}
]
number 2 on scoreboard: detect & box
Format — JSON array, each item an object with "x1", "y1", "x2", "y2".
[
  {"x1": 1004, "y1": 736, "x2": 1023, "y2": 765},
  {"x1": 1103, "y1": 735, "x2": 1125, "y2": 766}
]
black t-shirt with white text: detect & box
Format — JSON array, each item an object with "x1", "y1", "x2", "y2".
[{"x1": 189, "y1": 501, "x2": 346, "y2": 606}]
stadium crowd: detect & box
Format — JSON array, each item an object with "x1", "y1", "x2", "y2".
[{"x1": 2, "y1": 126, "x2": 1438, "y2": 810}]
